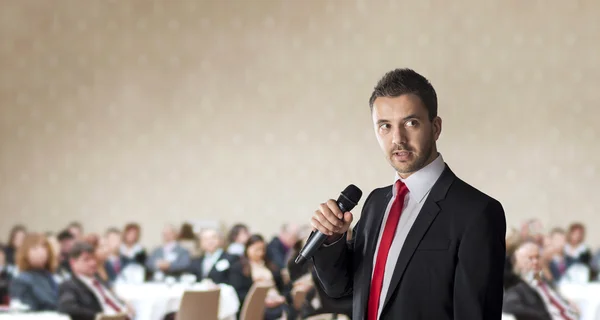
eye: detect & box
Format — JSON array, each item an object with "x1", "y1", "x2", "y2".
[
  {"x1": 379, "y1": 123, "x2": 391, "y2": 130},
  {"x1": 405, "y1": 120, "x2": 418, "y2": 127}
]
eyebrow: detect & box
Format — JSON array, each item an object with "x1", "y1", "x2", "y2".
[{"x1": 376, "y1": 114, "x2": 421, "y2": 125}]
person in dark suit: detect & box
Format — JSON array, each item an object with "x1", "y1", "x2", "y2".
[
  {"x1": 188, "y1": 228, "x2": 237, "y2": 284},
  {"x1": 266, "y1": 224, "x2": 300, "y2": 270},
  {"x1": 228, "y1": 235, "x2": 290, "y2": 320},
  {"x1": 9, "y1": 233, "x2": 59, "y2": 311},
  {"x1": 0, "y1": 247, "x2": 12, "y2": 305},
  {"x1": 58, "y1": 241, "x2": 133, "y2": 320},
  {"x1": 503, "y1": 241, "x2": 579, "y2": 320},
  {"x1": 309, "y1": 68, "x2": 506, "y2": 320}
]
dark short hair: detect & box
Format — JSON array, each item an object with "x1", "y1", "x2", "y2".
[
  {"x1": 369, "y1": 68, "x2": 438, "y2": 120},
  {"x1": 105, "y1": 227, "x2": 121, "y2": 236},
  {"x1": 69, "y1": 241, "x2": 95, "y2": 259},
  {"x1": 227, "y1": 224, "x2": 248, "y2": 243},
  {"x1": 57, "y1": 230, "x2": 74, "y2": 241}
]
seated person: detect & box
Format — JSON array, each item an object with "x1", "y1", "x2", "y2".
[
  {"x1": 229, "y1": 234, "x2": 289, "y2": 320},
  {"x1": 226, "y1": 224, "x2": 250, "y2": 257},
  {"x1": 503, "y1": 241, "x2": 579, "y2": 320},
  {"x1": 103, "y1": 228, "x2": 128, "y2": 283},
  {"x1": 0, "y1": 248, "x2": 11, "y2": 304},
  {"x1": 9, "y1": 233, "x2": 59, "y2": 311},
  {"x1": 58, "y1": 242, "x2": 134, "y2": 320},
  {"x1": 120, "y1": 223, "x2": 147, "y2": 266},
  {"x1": 146, "y1": 225, "x2": 191, "y2": 278},
  {"x1": 188, "y1": 229, "x2": 237, "y2": 284}
]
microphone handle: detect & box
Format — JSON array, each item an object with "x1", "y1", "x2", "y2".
[{"x1": 295, "y1": 200, "x2": 350, "y2": 265}]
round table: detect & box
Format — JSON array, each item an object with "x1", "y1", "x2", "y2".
[
  {"x1": 0, "y1": 312, "x2": 70, "y2": 320},
  {"x1": 114, "y1": 282, "x2": 240, "y2": 320},
  {"x1": 560, "y1": 282, "x2": 600, "y2": 320}
]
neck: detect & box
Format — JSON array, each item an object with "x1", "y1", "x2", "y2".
[{"x1": 397, "y1": 151, "x2": 439, "y2": 179}]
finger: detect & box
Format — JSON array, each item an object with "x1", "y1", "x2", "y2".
[
  {"x1": 318, "y1": 204, "x2": 343, "y2": 231},
  {"x1": 310, "y1": 216, "x2": 333, "y2": 236},
  {"x1": 343, "y1": 212, "x2": 354, "y2": 225},
  {"x1": 326, "y1": 199, "x2": 344, "y2": 219},
  {"x1": 316, "y1": 210, "x2": 341, "y2": 234}
]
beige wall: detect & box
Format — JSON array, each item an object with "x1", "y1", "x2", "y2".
[{"x1": 0, "y1": 0, "x2": 598, "y2": 248}]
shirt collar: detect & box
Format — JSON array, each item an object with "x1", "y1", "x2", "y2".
[
  {"x1": 205, "y1": 248, "x2": 223, "y2": 260},
  {"x1": 394, "y1": 153, "x2": 446, "y2": 203}
]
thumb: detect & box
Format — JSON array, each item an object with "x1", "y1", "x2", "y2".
[{"x1": 343, "y1": 212, "x2": 353, "y2": 224}]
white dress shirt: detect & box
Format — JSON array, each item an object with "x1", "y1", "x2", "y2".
[
  {"x1": 202, "y1": 249, "x2": 224, "y2": 278},
  {"x1": 77, "y1": 275, "x2": 126, "y2": 315},
  {"x1": 372, "y1": 154, "x2": 445, "y2": 319},
  {"x1": 530, "y1": 279, "x2": 578, "y2": 320}
]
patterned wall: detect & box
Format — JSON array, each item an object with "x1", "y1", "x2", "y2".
[{"x1": 1, "y1": 0, "x2": 599, "y2": 247}]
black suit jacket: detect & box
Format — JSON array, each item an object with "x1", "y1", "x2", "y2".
[
  {"x1": 312, "y1": 165, "x2": 506, "y2": 320},
  {"x1": 188, "y1": 251, "x2": 237, "y2": 284},
  {"x1": 503, "y1": 280, "x2": 551, "y2": 320},
  {"x1": 267, "y1": 237, "x2": 289, "y2": 270},
  {"x1": 58, "y1": 276, "x2": 123, "y2": 320}
]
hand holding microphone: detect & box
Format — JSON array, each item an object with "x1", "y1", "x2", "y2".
[
  {"x1": 295, "y1": 185, "x2": 362, "y2": 265},
  {"x1": 311, "y1": 199, "x2": 354, "y2": 244}
]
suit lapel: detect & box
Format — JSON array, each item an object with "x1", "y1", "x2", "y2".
[
  {"x1": 380, "y1": 165, "x2": 456, "y2": 313},
  {"x1": 358, "y1": 187, "x2": 393, "y2": 316}
]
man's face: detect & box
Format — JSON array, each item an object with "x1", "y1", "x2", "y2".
[
  {"x1": 372, "y1": 94, "x2": 441, "y2": 178},
  {"x1": 60, "y1": 239, "x2": 75, "y2": 254},
  {"x1": 515, "y1": 243, "x2": 541, "y2": 274},
  {"x1": 70, "y1": 252, "x2": 98, "y2": 277},
  {"x1": 106, "y1": 232, "x2": 121, "y2": 253},
  {"x1": 162, "y1": 226, "x2": 176, "y2": 243},
  {"x1": 550, "y1": 233, "x2": 566, "y2": 253},
  {"x1": 200, "y1": 230, "x2": 221, "y2": 253}
]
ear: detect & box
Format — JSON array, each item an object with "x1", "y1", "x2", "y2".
[{"x1": 432, "y1": 116, "x2": 442, "y2": 140}]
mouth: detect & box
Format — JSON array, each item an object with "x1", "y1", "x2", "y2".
[{"x1": 392, "y1": 150, "x2": 412, "y2": 161}]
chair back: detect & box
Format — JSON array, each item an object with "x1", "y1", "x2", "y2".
[
  {"x1": 177, "y1": 288, "x2": 221, "y2": 320},
  {"x1": 239, "y1": 283, "x2": 271, "y2": 320}
]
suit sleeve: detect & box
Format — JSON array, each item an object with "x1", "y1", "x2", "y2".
[
  {"x1": 168, "y1": 248, "x2": 191, "y2": 272},
  {"x1": 502, "y1": 286, "x2": 551, "y2": 320},
  {"x1": 9, "y1": 276, "x2": 39, "y2": 310},
  {"x1": 57, "y1": 283, "x2": 98, "y2": 320},
  {"x1": 453, "y1": 199, "x2": 506, "y2": 320},
  {"x1": 311, "y1": 190, "x2": 373, "y2": 298}
]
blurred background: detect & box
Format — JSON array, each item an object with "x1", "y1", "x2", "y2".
[{"x1": 0, "y1": 1, "x2": 599, "y2": 320}]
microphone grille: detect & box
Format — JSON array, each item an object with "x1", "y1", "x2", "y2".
[{"x1": 341, "y1": 184, "x2": 362, "y2": 204}]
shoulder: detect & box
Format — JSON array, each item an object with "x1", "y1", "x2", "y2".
[
  {"x1": 363, "y1": 185, "x2": 392, "y2": 205},
  {"x1": 446, "y1": 176, "x2": 504, "y2": 218},
  {"x1": 14, "y1": 271, "x2": 36, "y2": 284}
]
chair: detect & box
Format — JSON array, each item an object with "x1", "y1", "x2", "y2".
[
  {"x1": 239, "y1": 283, "x2": 271, "y2": 320},
  {"x1": 177, "y1": 288, "x2": 221, "y2": 320},
  {"x1": 95, "y1": 314, "x2": 129, "y2": 320}
]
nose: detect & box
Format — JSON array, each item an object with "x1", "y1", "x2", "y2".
[{"x1": 392, "y1": 126, "x2": 407, "y2": 146}]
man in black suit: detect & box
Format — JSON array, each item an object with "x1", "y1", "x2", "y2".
[
  {"x1": 188, "y1": 228, "x2": 237, "y2": 284},
  {"x1": 503, "y1": 241, "x2": 579, "y2": 320},
  {"x1": 309, "y1": 68, "x2": 507, "y2": 320},
  {"x1": 58, "y1": 242, "x2": 133, "y2": 320}
]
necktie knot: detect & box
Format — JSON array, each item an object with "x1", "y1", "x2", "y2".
[{"x1": 395, "y1": 180, "x2": 408, "y2": 198}]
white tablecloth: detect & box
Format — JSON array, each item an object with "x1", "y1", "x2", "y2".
[
  {"x1": 115, "y1": 282, "x2": 240, "y2": 320},
  {"x1": 560, "y1": 282, "x2": 600, "y2": 320},
  {"x1": 0, "y1": 312, "x2": 70, "y2": 320}
]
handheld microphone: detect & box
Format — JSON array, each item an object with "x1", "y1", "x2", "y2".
[{"x1": 295, "y1": 184, "x2": 362, "y2": 265}]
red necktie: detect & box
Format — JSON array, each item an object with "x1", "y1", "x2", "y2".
[
  {"x1": 538, "y1": 281, "x2": 575, "y2": 320},
  {"x1": 367, "y1": 180, "x2": 409, "y2": 320},
  {"x1": 92, "y1": 279, "x2": 122, "y2": 313}
]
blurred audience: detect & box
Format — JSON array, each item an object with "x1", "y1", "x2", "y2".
[
  {"x1": 103, "y1": 228, "x2": 126, "y2": 284},
  {"x1": 9, "y1": 233, "x2": 58, "y2": 311},
  {"x1": 120, "y1": 223, "x2": 146, "y2": 266},
  {"x1": 229, "y1": 234, "x2": 289, "y2": 320},
  {"x1": 57, "y1": 242, "x2": 134, "y2": 320},
  {"x1": 503, "y1": 241, "x2": 579, "y2": 320},
  {"x1": 226, "y1": 224, "x2": 250, "y2": 256},
  {"x1": 56, "y1": 230, "x2": 76, "y2": 279},
  {"x1": 188, "y1": 228, "x2": 237, "y2": 284},
  {"x1": 564, "y1": 223, "x2": 592, "y2": 267},
  {"x1": 177, "y1": 223, "x2": 199, "y2": 257},
  {"x1": 0, "y1": 246, "x2": 13, "y2": 305},
  {"x1": 267, "y1": 223, "x2": 300, "y2": 270},
  {"x1": 66, "y1": 222, "x2": 84, "y2": 241},
  {"x1": 4, "y1": 225, "x2": 26, "y2": 266},
  {"x1": 146, "y1": 225, "x2": 191, "y2": 277}
]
